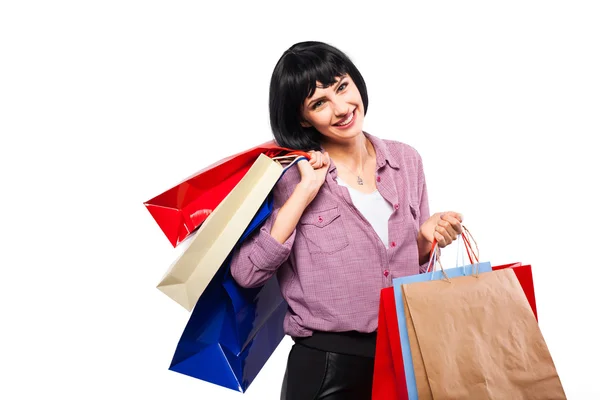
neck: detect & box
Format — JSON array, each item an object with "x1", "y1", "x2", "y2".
[{"x1": 322, "y1": 133, "x2": 373, "y2": 170}]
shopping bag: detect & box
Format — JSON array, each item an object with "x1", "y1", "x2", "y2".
[
  {"x1": 169, "y1": 196, "x2": 288, "y2": 392},
  {"x1": 372, "y1": 287, "x2": 408, "y2": 400},
  {"x1": 377, "y1": 263, "x2": 538, "y2": 400},
  {"x1": 374, "y1": 235, "x2": 479, "y2": 400},
  {"x1": 402, "y1": 267, "x2": 566, "y2": 399},
  {"x1": 492, "y1": 262, "x2": 538, "y2": 320},
  {"x1": 374, "y1": 264, "x2": 538, "y2": 400},
  {"x1": 449, "y1": 236, "x2": 538, "y2": 320},
  {"x1": 156, "y1": 153, "x2": 304, "y2": 311},
  {"x1": 144, "y1": 141, "x2": 308, "y2": 247},
  {"x1": 393, "y1": 262, "x2": 493, "y2": 400}
]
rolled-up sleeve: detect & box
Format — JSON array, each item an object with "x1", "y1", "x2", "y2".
[
  {"x1": 416, "y1": 152, "x2": 432, "y2": 274},
  {"x1": 230, "y1": 166, "x2": 300, "y2": 288},
  {"x1": 247, "y1": 208, "x2": 296, "y2": 270}
]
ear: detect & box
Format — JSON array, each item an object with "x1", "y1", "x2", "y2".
[{"x1": 300, "y1": 120, "x2": 312, "y2": 128}]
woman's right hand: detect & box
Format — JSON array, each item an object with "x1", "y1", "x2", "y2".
[
  {"x1": 295, "y1": 150, "x2": 330, "y2": 204},
  {"x1": 269, "y1": 151, "x2": 330, "y2": 243}
]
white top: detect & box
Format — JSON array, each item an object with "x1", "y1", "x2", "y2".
[{"x1": 337, "y1": 176, "x2": 394, "y2": 247}]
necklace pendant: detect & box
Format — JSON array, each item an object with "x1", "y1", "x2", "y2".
[{"x1": 357, "y1": 176, "x2": 364, "y2": 185}]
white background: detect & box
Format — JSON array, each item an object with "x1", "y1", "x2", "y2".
[{"x1": 1, "y1": 1, "x2": 599, "y2": 399}]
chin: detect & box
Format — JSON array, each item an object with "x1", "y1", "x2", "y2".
[
  {"x1": 325, "y1": 128, "x2": 364, "y2": 143},
  {"x1": 338, "y1": 124, "x2": 364, "y2": 137}
]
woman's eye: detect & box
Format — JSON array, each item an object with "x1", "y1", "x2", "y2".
[
  {"x1": 338, "y1": 83, "x2": 347, "y2": 92},
  {"x1": 312, "y1": 100, "x2": 324, "y2": 109}
]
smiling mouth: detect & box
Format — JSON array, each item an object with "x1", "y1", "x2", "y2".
[{"x1": 334, "y1": 109, "x2": 355, "y2": 127}]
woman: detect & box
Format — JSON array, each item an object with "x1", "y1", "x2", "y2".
[{"x1": 230, "y1": 41, "x2": 462, "y2": 400}]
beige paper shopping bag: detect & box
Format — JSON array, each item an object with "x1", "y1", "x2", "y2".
[
  {"x1": 157, "y1": 153, "x2": 294, "y2": 311},
  {"x1": 403, "y1": 268, "x2": 566, "y2": 400},
  {"x1": 401, "y1": 287, "x2": 433, "y2": 400}
]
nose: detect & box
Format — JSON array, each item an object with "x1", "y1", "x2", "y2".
[{"x1": 331, "y1": 98, "x2": 348, "y2": 117}]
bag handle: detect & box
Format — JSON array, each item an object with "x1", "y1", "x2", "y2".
[
  {"x1": 267, "y1": 149, "x2": 311, "y2": 160},
  {"x1": 273, "y1": 155, "x2": 309, "y2": 172},
  {"x1": 461, "y1": 226, "x2": 479, "y2": 265},
  {"x1": 425, "y1": 224, "x2": 481, "y2": 278},
  {"x1": 426, "y1": 244, "x2": 451, "y2": 281}
]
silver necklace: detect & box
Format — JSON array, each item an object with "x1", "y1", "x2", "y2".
[{"x1": 335, "y1": 158, "x2": 366, "y2": 185}]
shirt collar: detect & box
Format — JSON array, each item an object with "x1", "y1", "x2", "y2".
[{"x1": 364, "y1": 131, "x2": 400, "y2": 170}]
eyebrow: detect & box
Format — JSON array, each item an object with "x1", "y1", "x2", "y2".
[{"x1": 307, "y1": 77, "x2": 347, "y2": 108}]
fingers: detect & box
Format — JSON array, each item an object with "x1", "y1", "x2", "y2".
[
  {"x1": 441, "y1": 211, "x2": 463, "y2": 225},
  {"x1": 440, "y1": 213, "x2": 463, "y2": 235},
  {"x1": 321, "y1": 151, "x2": 330, "y2": 168},
  {"x1": 297, "y1": 152, "x2": 330, "y2": 181},
  {"x1": 308, "y1": 150, "x2": 322, "y2": 168},
  {"x1": 308, "y1": 150, "x2": 329, "y2": 170},
  {"x1": 435, "y1": 211, "x2": 463, "y2": 248},
  {"x1": 296, "y1": 159, "x2": 313, "y2": 176}
]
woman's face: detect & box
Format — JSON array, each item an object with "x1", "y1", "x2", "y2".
[{"x1": 300, "y1": 74, "x2": 365, "y2": 143}]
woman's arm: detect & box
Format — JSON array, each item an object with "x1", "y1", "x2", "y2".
[
  {"x1": 230, "y1": 153, "x2": 330, "y2": 288},
  {"x1": 229, "y1": 189, "x2": 302, "y2": 288},
  {"x1": 270, "y1": 185, "x2": 313, "y2": 243}
]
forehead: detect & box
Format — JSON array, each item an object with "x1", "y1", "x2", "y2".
[{"x1": 307, "y1": 74, "x2": 348, "y2": 98}]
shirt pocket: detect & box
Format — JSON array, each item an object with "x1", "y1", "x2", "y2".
[
  {"x1": 390, "y1": 202, "x2": 419, "y2": 245},
  {"x1": 299, "y1": 206, "x2": 349, "y2": 254}
]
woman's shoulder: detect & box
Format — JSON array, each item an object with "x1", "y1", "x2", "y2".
[
  {"x1": 367, "y1": 133, "x2": 423, "y2": 165},
  {"x1": 383, "y1": 139, "x2": 421, "y2": 157}
]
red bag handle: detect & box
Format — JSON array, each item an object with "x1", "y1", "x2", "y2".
[
  {"x1": 264, "y1": 148, "x2": 311, "y2": 159},
  {"x1": 425, "y1": 225, "x2": 479, "y2": 273}
]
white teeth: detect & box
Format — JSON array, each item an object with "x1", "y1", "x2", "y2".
[{"x1": 337, "y1": 111, "x2": 354, "y2": 126}]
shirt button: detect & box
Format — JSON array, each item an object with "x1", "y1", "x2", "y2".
[
  {"x1": 376, "y1": 176, "x2": 381, "y2": 182},
  {"x1": 317, "y1": 216, "x2": 323, "y2": 223},
  {"x1": 383, "y1": 270, "x2": 390, "y2": 277},
  {"x1": 391, "y1": 241, "x2": 396, "y2": 248},
  {"x1": 394, "y1": 204, "x2": 399, "y2": 210}
]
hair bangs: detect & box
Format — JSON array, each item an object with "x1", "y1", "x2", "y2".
[
  {"x1": 302, "y1": 57, "x2": 348, "y2": 100},
  {"x1": 281, "y1": 51, "x2": 348, "y2": 108}
]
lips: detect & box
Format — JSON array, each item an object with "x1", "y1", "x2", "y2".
[{"x1": 334, "y1": 109, "x2": 355, "y2": 127}]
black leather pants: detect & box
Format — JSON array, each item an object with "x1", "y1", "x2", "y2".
[{"x1": 280, "y1": 343, "x2": 375, "y2": 400}]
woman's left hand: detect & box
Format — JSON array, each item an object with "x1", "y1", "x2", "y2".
[{"x1": 419, "y1": 211, "x2": 463, "y2": 248}]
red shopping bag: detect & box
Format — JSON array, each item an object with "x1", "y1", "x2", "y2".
[
  {"x1": 144, "y1": 141, "x2": 308, "y2": 247},
  {"x1": 372, "y1": 262, "x2": 538, "y2": 399},
  {"x1": 373, "y1": 287, "x2": 408, "y2": 400}
]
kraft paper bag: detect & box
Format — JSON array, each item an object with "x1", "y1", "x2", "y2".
[
  {"x1": 402, "y1": 268, "x2": 566, "y2": 400},
  {"x1": 402, "y1": 263, "x2": 541, "y2": 400},
  {"x1": 393, "y1": 263, "x2": 492, "y2": 400},
  {"x1": 403, "y1": 289, "x2": 430, "y2": 400},
  {"x1": 157, "y1": 153, "x2": 303, "y2": 311}
]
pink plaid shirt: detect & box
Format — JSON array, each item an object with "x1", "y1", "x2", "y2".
[{"x1": 230, "y1": 133, "x2": 430, "y2": 337}]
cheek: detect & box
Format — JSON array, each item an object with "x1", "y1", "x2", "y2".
[
  {"x1": 352, "y1": 92, "x2": 364, "y2": 110},
  {"x1": 312, "y1": 112, "x2": 332, "y2": 128}
]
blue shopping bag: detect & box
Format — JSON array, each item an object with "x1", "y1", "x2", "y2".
[
  {"x1": 392, "y1": 261, "x2": 492, "y2": 400},
  {"x1": 169, "y1": 195, "x2": 287, "y2": 392},
  {"x1": 168, "y1": 155, "x2": 306, "y2": 392}
]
